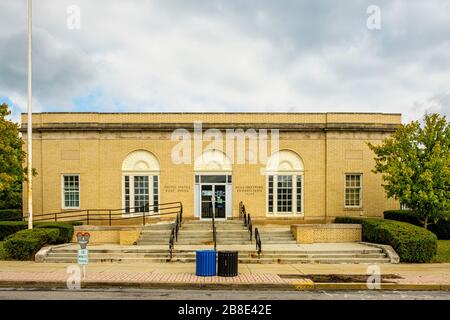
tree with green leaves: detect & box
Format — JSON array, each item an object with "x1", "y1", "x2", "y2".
[
  {"x1": 0, "y1": 103, "x2": 26, "y2": 209},
  {"x1": 368, "y1": 113, "x2": 450, "y2": 229}
]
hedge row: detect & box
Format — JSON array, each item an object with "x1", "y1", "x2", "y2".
[
  {"x1": 384, "y1": 210, "x2": 450, "y2": 240},
  {"x1": 3, "y1": 228, "x2": 59, "y2": 260},
  {"x1": 0, "y1": 209, "x2": 22, "y2": 221},
  {"x1": 0, "y1": 222, "x2": 27, "y2": 241},
  {"x1": 35, "y1": 223, "x2": 75, "y2": 243},
  {"x1": 1, "y1": 221, "x2": 77, "y2": 243},
  {"x1": 335, "y1": 217, "x2": 437, "y2": 263}
]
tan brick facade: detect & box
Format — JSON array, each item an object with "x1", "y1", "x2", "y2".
[
  {"x1": 21, "y1": 112, "x2": 400, "y2": 223},
  {"x1": 291, "y1": 224, "x2": 362, "y2": 243}
]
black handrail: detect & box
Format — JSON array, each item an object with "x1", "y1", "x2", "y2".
[
  {"x1": 212, "y1": 205, "x2": 217, "y2": 251},
  {"x1": 180, "y1": 204, "x2": 183, "y2": 225},
  {"x1": 239, "y1": 201, "x2": 252, "y2": 240},
  {"x1": 239, "y1": 201, "x2": 243, "y2": 220},
  {"x1": 247, "y1": 214, "x2": 253, "y2": 241},
  {"x1": 255, "y1": 227, "x2": 262, "y2": 257},
  {"x1": 169, "y1": 226, "x2": 175, "y2": 260},
  {"x1": 24, "y1": 201, "x2": 183, "y2": 225},
  {"x1": 175, "y1": 213, "x2": 182, "y2": 241},
  {"x1": 169, "y1": 212, "x2": 183, "y2": 261}
]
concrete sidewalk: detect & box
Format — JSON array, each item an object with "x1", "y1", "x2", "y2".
[{"x1": 1, "y1": 261, "x2": 450, "y2": 290}]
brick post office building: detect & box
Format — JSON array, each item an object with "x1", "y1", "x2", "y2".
[{"x1": 21, "y1": 112, "x2": 400, "y2": 224}]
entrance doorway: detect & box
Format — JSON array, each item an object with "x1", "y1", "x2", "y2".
[
  {"x1": 201, "y1": 184, "x2": 226, "y2": 219},
  {"x1": 194, "y1": 174, "x2": 232, "y2": 219}
]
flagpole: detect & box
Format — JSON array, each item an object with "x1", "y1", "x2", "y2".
[{"x1": 27, "y1": 0, "x2": 33, "y2": 230}]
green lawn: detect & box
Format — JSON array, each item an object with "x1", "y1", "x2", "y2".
[
  {"x1": 432, "y1": 240, "x2": 450, "y2": 263},
  {"x1": 0, "y1": 241, "x2": 7, "y2": 260}
]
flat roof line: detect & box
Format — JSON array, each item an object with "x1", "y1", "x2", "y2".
[{"x1": 20, "y1": 112, "x2": 402, "y2": 116}]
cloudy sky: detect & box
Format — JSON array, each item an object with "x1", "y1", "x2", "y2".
[{"x1": 0, "y1": 0, "x2": 449, "y2": 123}]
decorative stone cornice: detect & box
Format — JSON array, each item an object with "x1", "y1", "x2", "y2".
[{"x1": 20, "y1": 122, "x2": 400, "y2": 133}]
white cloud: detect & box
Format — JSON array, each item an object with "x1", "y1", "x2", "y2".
[{"x1": 0, "y1": 0, "x2": 449, "y2": 122}]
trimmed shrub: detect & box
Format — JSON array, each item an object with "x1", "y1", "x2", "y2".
[
  {"x1": 0, "y1": 221, "x2": 27, "y2": 241},
  {"x1": 384, "y1": 210, "x2": 450, "y2": 240},
  {"x1": 429, "y1": 213, "x2": 450, "y2": 240},
  {"x1": 384, "y1": 210, "x2": 420, "y2": 225},
  {"x1": 67, "y1": 221, "x2": 83, "y2": 226},
  {"x1": 35, "y1": 222, "x2": 74, "y2": 243},
  {"x1": 0, "y1": 209, "x2": 23, "y2": 221},
  {"x1": 335, "y1": 217, "x2": 437, "y2": 263},
  {"x1": 3, "y1": 228, "x2": 59, "y2": 260}
]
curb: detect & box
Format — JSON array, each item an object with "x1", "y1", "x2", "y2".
[
  {"x1": 312, "y1": 283, "x2": 450, "y2": 291},
  {"x1": 0, "y1": 280, "x2": 449, "y2": 291},
  {"x1": 0, "y1": 280, "x2": 297, "y2": 291}
]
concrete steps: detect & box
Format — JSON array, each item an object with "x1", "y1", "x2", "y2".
[
  {"x1": 137, "y1": 220, "x2": 307, "y2": 246},
  {"x1": 139, "y1": 220, "x2": 258, "y2": 246},
  {"x1": 137, "y1": 223, "x2": 174, "y2": 245},
  {"x1": 50, "y1": 247, "x2": 384, "y2": 255},
  {"x1": 41, "y1": 220, "x2": 392, "y2": 264},
  {"x1": 182, "y1": 220, "x2": 253, "y2": 245},
  {"x1": 43, "y1": 257, "x2": 391, "y2": 264},
  {"x1": 43, "y1": 244, "x2": 390, "y2": 264},
  {"x1": 43, "y1": 253, "x2": 390, "y2": 264}
]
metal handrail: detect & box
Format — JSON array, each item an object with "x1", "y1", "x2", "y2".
[
  {"x1": 169, "y1": 212, "x2": 183, "y2": 261},
  {"x1": 23, "y1": 201, "x2": 183, "y2": 226},
  {"x1": 175, "y1": 213, "x2": 182, "y2": 241},
  {"x1": 239, "y1": 201, "x2": 243, "y2": 220},
  {"x1": 255, "y1": 227, "x2": 262, "y2": 257},
  {"x1": 212, "y1": 206, "x2": 217, "y2": 251},
  {"x1": 31, "y1": 201, "x2": 181, "y2": 218},
  {"x1": 169, "y1": 226, "x2": 175, "y2": 260},
  {"x1": 247, "y1": 214, "x2": 253, "y2": 241}
]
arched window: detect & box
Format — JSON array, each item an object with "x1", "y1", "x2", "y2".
[
  {"x1": 122, "y1": 150, "x2": 160, "y2": 214},
  {"x1": 265, "y1": 150, "x2": 304, "y2": 215}
]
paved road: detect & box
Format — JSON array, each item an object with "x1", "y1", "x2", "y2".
[{"x1": 0, "y1": 288, "x2": 449, "y2": 300}]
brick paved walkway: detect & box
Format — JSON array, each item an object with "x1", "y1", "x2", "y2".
[
  {"x1": 0, "y1": 270, "x2": 313, "y2": 287},
  {"x1": 1, "y1": 262, "x2": 450, "y2": 290}
]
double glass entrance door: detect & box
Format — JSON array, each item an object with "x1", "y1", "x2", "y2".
[{"x1": 201, "y1": 184, "x2": 226, "y2": 219}]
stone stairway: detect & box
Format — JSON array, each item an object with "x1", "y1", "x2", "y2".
[
  {"x1": 258, "y1": 229, "x2": 297, "y2": 244},
  {"x1": 137, "y1": 222, "x2": 174, "y2": 245},
  {"x1": 137, "y1": 220, "x2": 297, "y2": 246},
  {"x1": 178, "y1": 220, "x2": 252, "y2": 245},
  {"x1": 42, "y1": 245, "x2": 391, "y2": 264},
  {"x1": 40, "y1": 219, "x2": 392, "y2": 264}
]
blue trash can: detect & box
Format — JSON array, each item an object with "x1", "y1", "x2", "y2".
[{"x1": 196, "y1": 250, "x2": 216, "y2": 276}]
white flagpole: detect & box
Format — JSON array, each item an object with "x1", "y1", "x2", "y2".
[{"x1": 27, "y1": 0, "x2": 33, "y2": 230}]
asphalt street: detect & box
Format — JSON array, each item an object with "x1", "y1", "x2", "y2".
[{"x1": 0, "y1": 288, "x2": 449, "y2": 300}]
